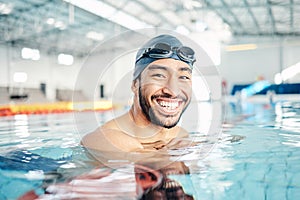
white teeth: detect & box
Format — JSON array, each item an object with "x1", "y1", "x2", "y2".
[
  {"x1": 164, "y1": 180, "x2": 181, "y2": 189},
  {"x1": 158, "y1": 101, "x2": 179, "y2": 109}
]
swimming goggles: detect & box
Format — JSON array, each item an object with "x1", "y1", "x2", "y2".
[{"x1": 136, "y1": 42, "x2": 196, "y2": 66}]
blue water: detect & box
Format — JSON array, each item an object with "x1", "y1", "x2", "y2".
[{"x1": 0, "y1": 101, "x2": 300, "y2": 199}]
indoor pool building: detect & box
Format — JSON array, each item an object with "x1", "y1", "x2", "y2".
[{"x1": 0, "y1": 0, "x2": 300, "y2": 199}]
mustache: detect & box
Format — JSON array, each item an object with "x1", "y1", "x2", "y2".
[{"x1": 151, "y1": 94, "x2": 187, "y2": 102}]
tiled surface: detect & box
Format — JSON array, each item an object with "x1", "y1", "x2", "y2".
[{"x1": 190, "y1": 102, "x2": 300, "y2": 200}]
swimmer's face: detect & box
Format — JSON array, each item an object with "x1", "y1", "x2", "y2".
[{"x1": 136, "y1": 58, "x2": 192, "y2": 128}]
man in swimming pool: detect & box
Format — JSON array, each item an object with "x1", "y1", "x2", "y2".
[{"x1": 81, "y1": 34, "x2": 196, "y2": 152}]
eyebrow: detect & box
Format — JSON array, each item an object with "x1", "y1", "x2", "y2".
[
  {"x1": 148, "y1": 65, "x2": 167, "y2": 71},
  {"x1": 148, "y1": 65, "x2": 192, "y2": 74},
  {"x1": 179, "y1": 67, "x2": 192, "y2": 74}
]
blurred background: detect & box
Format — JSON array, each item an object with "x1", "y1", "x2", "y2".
[{"x1": 0, "y1": 0, "x2": 300, "y2": 108}]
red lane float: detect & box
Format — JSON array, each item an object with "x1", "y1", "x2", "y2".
[{"x1": 0, "y1": 101, "x2": 113, "y2": 116}]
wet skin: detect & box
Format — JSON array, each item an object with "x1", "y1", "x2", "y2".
[
  {"x1": 81, "y1": 58, "x2": 193, "y2": 152},
  {"x1": 137, "y1": 58, "x2": 192, "y2": 129}
]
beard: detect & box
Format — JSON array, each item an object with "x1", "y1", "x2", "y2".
[{"x1": 138, "y1": 86, "x2": 189, "y2": 129}]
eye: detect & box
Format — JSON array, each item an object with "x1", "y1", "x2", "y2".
[
  {"x1": 152, "y1": 73, "x2": 166, "y2": 78},
  {"x1": 179, "y1": 76, "x2": 191, "y2": 80}
]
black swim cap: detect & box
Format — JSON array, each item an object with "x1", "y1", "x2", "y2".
[{"x1": 133, "y1": 34, "x2": 194, "y2": 80}]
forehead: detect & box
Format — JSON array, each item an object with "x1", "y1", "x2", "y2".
[{"x1": 145, "y1": 58, "x2": 191, "y2": 72}]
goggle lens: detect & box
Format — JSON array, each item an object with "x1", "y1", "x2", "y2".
[{"x1": 137, "y1": 42, "x2": 196, "y2": 66}]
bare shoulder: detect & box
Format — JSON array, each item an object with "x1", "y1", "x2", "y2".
[
  {"x1": 177, "y1": 126, "x2": 189, "y2": 138},
  {"x1": 81, "y1": 127, "x2": 143, "y2": 152},
  {"x1": 100, "y1": 112, "x2": 129, "y2": 130}
]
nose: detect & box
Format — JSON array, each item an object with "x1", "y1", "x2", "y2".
[{"x1": 162, "y1": 76, "x2": 181, "y2": 97}]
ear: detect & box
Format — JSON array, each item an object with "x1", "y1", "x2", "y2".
[{"x1": 131, "y1": 79, "x2": 139, "y2": 93}]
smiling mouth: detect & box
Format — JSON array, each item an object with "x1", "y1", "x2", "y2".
[
  {"x1": 155, "y1": 98, "x2": 183, "y2": 115},
  {"x1": 157, "y1": 100, "x2": 179, "y2": 110},
  {"x1": 163, "y1": 179, "x2": 181, "y2": 189}
]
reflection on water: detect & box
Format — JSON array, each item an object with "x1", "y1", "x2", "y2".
[
  {"x1": 20, "y1": 160, "x2": 195, "y2": 199},
  {"x1": 0, "y1": 101, "x2": 300, "y2": 199}
]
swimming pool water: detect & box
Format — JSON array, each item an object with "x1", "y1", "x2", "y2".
[{"x1": 0, "y1": 101, "x2": 300, "y2": 199}]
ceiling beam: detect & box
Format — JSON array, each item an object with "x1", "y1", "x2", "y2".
[
  {"x1": 243, "y1": 0, "x2": 261, "y2": 34},
  {"x1": 290, "y1": 0, "x2": 294, "y2": 33},
  {"x1": 202, "y1": 0, "x2": 235, "y2": 33},
  {"x1": 103, "y1": 0, "x2": 177, "y2": 28},
  {"x1": 2, "y1": 0, "x2": 63, "y2": 42},
  {"x1": 219, "y1": 0, "x2": 245, "y2": 34},
  {"x1": 234, "y1": 32, "x2": 300, "y2": 37},
  {"x1": 13, "y1": 0, "x2": 51, "y2": 13},
  {"x1": 266, "y1": 0, "x2": 276, "y2": 34},
  {"x1": 196, "y1": 2, "x2": 300, "y2": 10}
]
